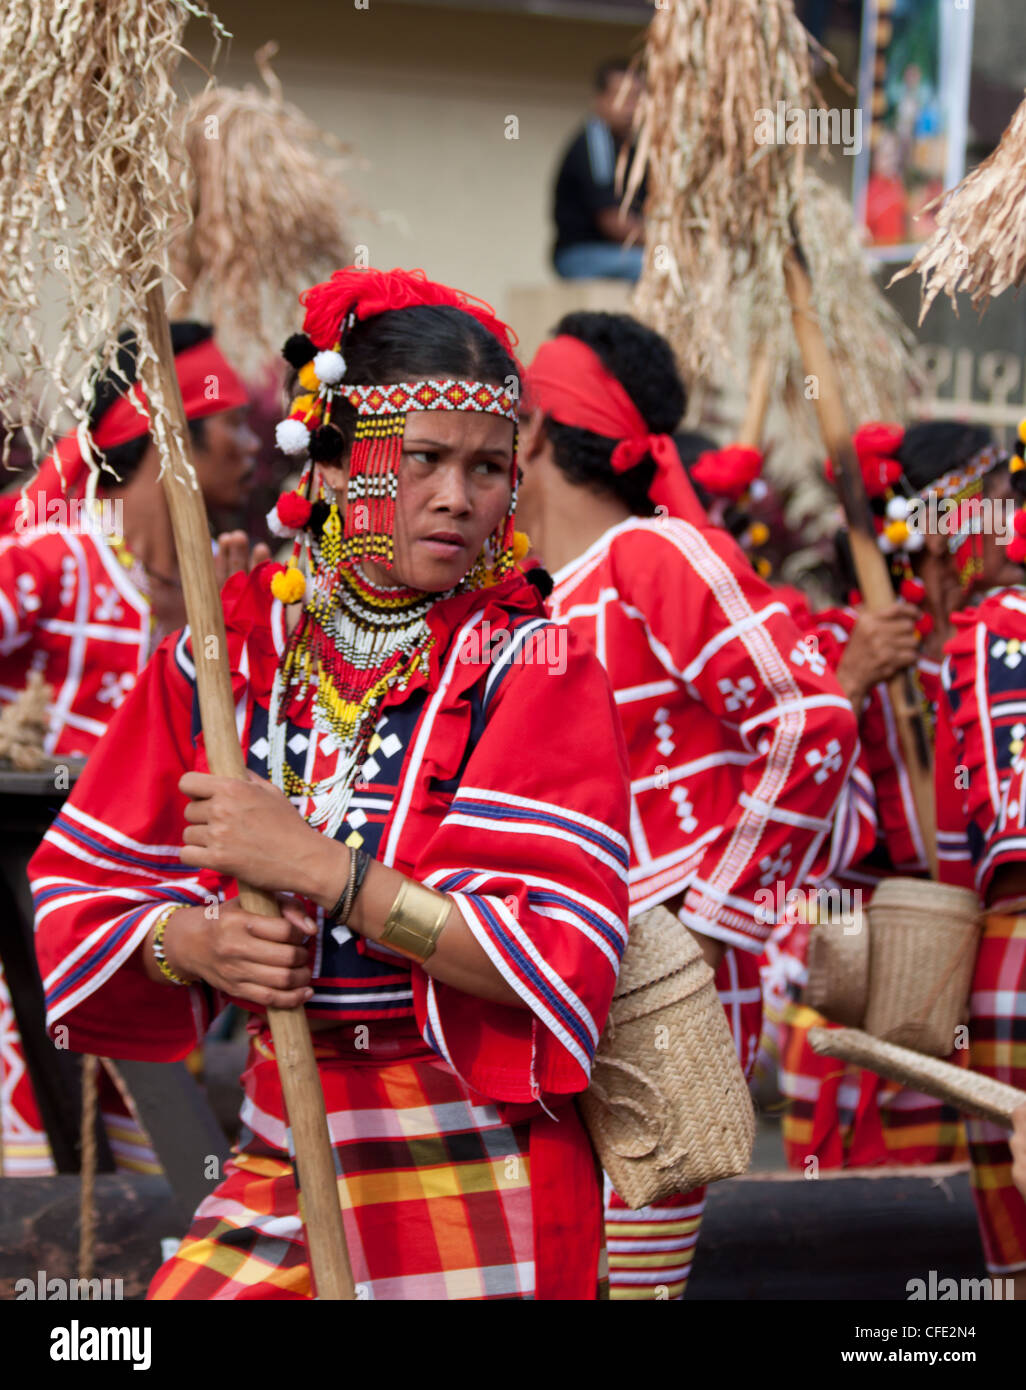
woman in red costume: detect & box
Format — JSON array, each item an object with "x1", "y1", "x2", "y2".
[{"x1": 30, "y1": 269, "x2": 632, "y2": 1300}]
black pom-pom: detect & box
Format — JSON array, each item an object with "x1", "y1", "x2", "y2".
[
  {"x1": 309, "y1": 500, "x2": 332, "y2": 536},
  {"x1": 308, "y1": 424, "x2": 345, "y2": 463},
  {"x1": 523, "y1": 565, "x2": 554, "y2": 600},
  {"x1": 282, "y1": 333, "x2": 315, "y2": 369}
]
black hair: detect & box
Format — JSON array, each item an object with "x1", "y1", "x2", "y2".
[
  {"x1": 834, "y1": 420, "x2": 998, "y2": 601},
  {"x1": 90, "y1": 321, "x2": 214, "y2": 488},
  {"x1": 595, "y1": 57, "x2": 631, "y2": 92},
  {"x1": 895, "y1": 421, "x2": 993, "y2": 493},
  {"x1": 306, "y1": 304, "x2": 520, "y2": 463},
  {"x1": 543, "y1": 311, "x2": 686, "y2": 515}
]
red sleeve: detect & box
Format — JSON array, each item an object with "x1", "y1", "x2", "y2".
[
  {"x1": 0, "y1": 529, "x2": 61, "y2": 654},
  {"x1": 29, "y1": 631, "x2": 222, "y2": 1059},
  {"x1": 410, "y1": 629, "x2": 632, "y2": 1103},
  {"x1": 611, "y1": 520, "x2": 866, "y2": 950}
]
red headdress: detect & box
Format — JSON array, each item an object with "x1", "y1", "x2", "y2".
[{"x1": 690, "y1": 444, "x2": 764, "y2": 503}]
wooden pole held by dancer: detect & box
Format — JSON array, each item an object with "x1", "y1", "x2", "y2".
[
  {"x1": 782, "y1": 248, "x2": 938, "y2": 879},
  {"x1": 140, "y1": 287, "x2": 355, "y2": 1301},
  {"x1": 737, "y1": 348, "x2": 774, "y2": 451}
]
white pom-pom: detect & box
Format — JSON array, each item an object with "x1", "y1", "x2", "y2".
[
  {"x1": 313, "y1": 350, "x2": 346, "y2": 385},
  {"x1": 749, "y1": 478, "x2": 769, "y2": 502},
  {"x1": 904, "y1": 531, "x2": 926, "y2": 553},
  {"x1": 265, "y1": 505, "x2": 296, "y2": 540},
  {"x1": 275, "y1": 418, "x2": 311, "y2": 455},
  {"x1": 885, "y1": 495, "x2": 910, "y2": 521},
  {"x1": 877, "y1": 534, "x2": 894, "y2": 554}
]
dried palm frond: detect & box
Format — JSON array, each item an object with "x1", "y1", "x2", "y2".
[
  {"x1": 893, "y1": 93, "x2": 1026, "y2": 322},
  {"x1": 783, "y1": 171, "x2": 923, "y2": 427},
  {"x1": 629, "y1": 0, "x2": 833, "y2": 384},
  {"x1": 0, "y1": 0, "x2": 227, "y2": 473},
  {"x1": 170, "y1": 42, "x2": 359, "y2": 374}
]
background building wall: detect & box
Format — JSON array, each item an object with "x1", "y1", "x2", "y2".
[{"x1": 187, "y1": 1, "x2": 646, "y2": 323}]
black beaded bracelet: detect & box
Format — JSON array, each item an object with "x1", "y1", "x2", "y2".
[{"x1": 326, "y1": 847, "x2": 371, "y2": 925}]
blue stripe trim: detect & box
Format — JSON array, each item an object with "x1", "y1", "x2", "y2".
[
  {"x1": 470, "y1": 893, "x2": 594, "y2": 1060},
  {"x1": 32, "y1": 883, "x2": 198, "y2": 911},
  {"x1": 528, "y1": 889, "x2": 626, "y2": 959},
  {"x1": 449, "y1": 798, "x2": 629, "y2": 868},
  {"x1": 433, "y1": 872, "x2": 623, "y2": 958},
  {"x1": 46, "y1": 906, "x2": 153, "y2": 1008},
  {"x1": 50, "y1": 814, "x2": 188, "y2": 875}
]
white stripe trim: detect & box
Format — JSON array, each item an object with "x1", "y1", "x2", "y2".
[{"x1": 449, "y1": 891, "x2": 593, "y2": 1074}]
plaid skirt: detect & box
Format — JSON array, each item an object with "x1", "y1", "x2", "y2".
[
  {"x1": 148, "y1": 1020, "x2": 600, "y2": 1301},
  {"x1": 605, "y1": 945, "x2": 762, "y2": 1300},
  {"x1": 776, "y1": 1000, "x2": 967, "y2": 1169},
  {"x1": 967, "y1": 912, "x2": 1026, "y2": 1274}
]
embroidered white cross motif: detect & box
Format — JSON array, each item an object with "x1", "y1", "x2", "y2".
[
  {"x1": 758, "y1": 844, "x2": 793, "y2": 886},
  {"x1": 717, "y1": 676, "x2": 757, "y2": 713},
  {"x1": 15, "y1": 573, "x2": 40, "y2": 615},
  {"x1": 789, "y1": 640, "x2": 826, "y2": 677},
  {"x1": 670, "y1": 784, "x2": 698, "y2": 834},
  {"x1": 653, "y1": 705, "x2": 675, "y2": 756},
  {"x1": 93, "y1": 584, "x2": 124, "y2": 622},
  {"x1": 96, "y1": 671, "x2": 135, "y2": 707},
  {"x1": 59, "y1": 556, "x2": 76, "y2": 607},
  {"x1": 805, "y1": 737, "x2": 844, "y2": 784},
  {"x1": 991, "y1": 638, "x2": 1023, "y2": 670}
]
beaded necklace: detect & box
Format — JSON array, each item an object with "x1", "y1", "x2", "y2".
[{"x1": 266, "y1": 536, "x2": 448, "y2": 839}]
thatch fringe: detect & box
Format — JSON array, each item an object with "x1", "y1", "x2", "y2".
[
  {"x1": 0, "y1": 0, "x2": 226, "y2": 473},
  {"x1": 169, "y1": 42, "x2": 359, "y2": 374},
  {"x1": 630, "y1": 0, "x2": 831, "y2": 385},
  {"x1": 893, "y1": 93, "x2": 1026, "y2": 322}
]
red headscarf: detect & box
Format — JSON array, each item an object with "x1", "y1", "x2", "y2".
[
  {"x1": 524, "y1": 335, "x2": 704, "y2": 523},
  {"x1": 3, "y1": 337, "x2": 248, "y2": 531}
]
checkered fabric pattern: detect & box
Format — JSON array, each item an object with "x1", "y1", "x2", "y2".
[
  {"x1": 776, "y1": 1000, "x2": 967, "y2": 1169},
  {"x1": 966, "y1": 912, "x2": 1026, "y2": 1275},
  {"x1": 148, "y1": 1024, "x2": 537, "y2": 1301}
]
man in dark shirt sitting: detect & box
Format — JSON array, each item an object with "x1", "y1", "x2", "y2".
[{"x1": 552, "y1": 58, "x2": 646, "y2": 282}]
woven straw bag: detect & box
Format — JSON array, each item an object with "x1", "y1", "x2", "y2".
[
  {"x1": 862, "y1": 878, "x2": 981, "y2": 1058},
  {"x1": 803, "y1": 899, "x2": 870, "y2": 1027},
  {"x1": 579, "y1": 905, "x2": 755, "y2": 1210}
]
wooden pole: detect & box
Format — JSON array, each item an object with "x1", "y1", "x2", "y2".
[
  {"x1": 782, "y1": 249, "x2": 938, "y2": 879},
  {"x1": 737, "y1": 347, "x2": 774, "y2": 451},
  {"x1": 140, "y1": 287, "x2": 355, "y2": 1300}
]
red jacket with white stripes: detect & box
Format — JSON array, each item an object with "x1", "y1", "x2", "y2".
[
  {"x1": 548, "y1": 517, "x2": 864, "y2": 953},
  {"x1": 936, "y1": 585, "x2": 1026, "y2": 896},
  {"x1": 0, "y1": 521, "x2": 152, "y2": 756},
  {"x1": 29, "y1": 564, "x2": 632, "y2": 1107}
]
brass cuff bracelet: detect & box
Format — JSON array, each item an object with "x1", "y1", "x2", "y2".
[{"x1": 380, "y1": 878, "x2": 451, "y2": 962}]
